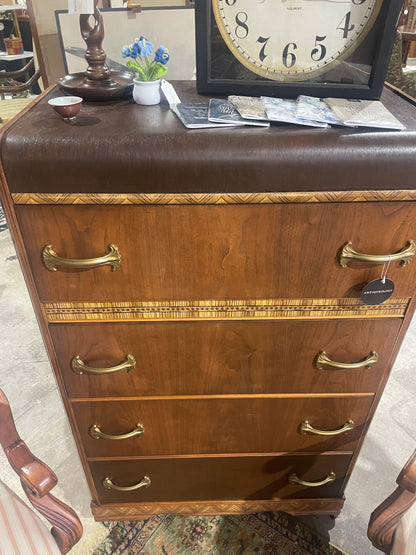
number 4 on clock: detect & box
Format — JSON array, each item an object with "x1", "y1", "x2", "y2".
[{"x1": 337, "y1": 12, "x2": 355, "y2": 39}]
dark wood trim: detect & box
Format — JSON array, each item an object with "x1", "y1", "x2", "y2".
[{"x1": 385, "y1": 81, "x2": 416, "y2": 105}]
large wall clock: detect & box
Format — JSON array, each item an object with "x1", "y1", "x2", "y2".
[{"x1": 195, "y1": 0, "x2": 404, "y2": 99}]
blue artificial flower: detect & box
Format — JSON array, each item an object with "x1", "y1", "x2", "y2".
[
  {"x1": 128, "y1": 41, "x2": 140, "y2": 58},
  {"x1": 136, "y1": 36, "x2": 154, "y2": 57},
  {"x1": 122, "y1": 36, "x2": 169, "y2": 81},
  {"x1": 121, "y1": 45, "x2": 130, "y2": 58},
  {"x1": 155, "y1": 45, "x2": 170, "y2": 65}
]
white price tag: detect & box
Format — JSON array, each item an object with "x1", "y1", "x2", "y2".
[
  {"x1": 161, "y1": 80, "x2": 181, "y2": 107},
  {"x1": 68, "y1": 0, "x2": 94, "y2": 14}
]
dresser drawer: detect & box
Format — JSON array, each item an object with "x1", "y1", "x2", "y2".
[
  {"x1": 53, "y1": 319, "x2": 399, "y2": 398},
  {"x1": 16, "y1": 202, "x2": 416, "y2": 303},
  {"x1": 73, "y1": 396, "x2": 372, "y2": 457},
  {"x1": 89, "y1": 454, "x2": 352, "y2": 503}
]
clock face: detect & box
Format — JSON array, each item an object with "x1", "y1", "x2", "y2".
[{"x1": 213, "y1": 0, "x2": 383, "y2": 82}]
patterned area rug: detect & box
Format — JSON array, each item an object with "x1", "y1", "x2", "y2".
[
  {"x1": 92, "y1": 512, "x2": 345, "y2": 555},
  {"x1": 0, "y1": 202, "x2": 7, "y2": 233}
]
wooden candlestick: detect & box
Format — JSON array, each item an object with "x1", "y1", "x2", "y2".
[{"x1": 58, "y1": 0, "x2": 133, "y2": 101}]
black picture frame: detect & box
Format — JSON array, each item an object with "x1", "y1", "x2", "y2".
[{"x1": 195, "y1": 0, "x2": 404, "y2": 99}]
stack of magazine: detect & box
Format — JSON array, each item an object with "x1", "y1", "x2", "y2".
[{"x1": 160, "y1": 80, "x2": 405, "y2": 131}]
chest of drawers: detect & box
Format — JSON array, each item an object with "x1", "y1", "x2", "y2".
[{"x1": 1, "y1": 83, "x2": 416, "y2": 520}]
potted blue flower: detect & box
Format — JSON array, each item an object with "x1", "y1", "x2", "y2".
[{"x1": 122, "y1": 36, "x2": 170, "y2": 105}]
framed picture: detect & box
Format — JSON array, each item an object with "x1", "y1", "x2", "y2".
[{"x1": 195, "y1": 0, "x2": 404, "y2": 99}]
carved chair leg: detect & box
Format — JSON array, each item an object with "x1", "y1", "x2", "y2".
[
  {"x1": 21, "y1": 481, "x2": 83, "y2": 555},
  {"x1": 368, "y1": 486, "x2": 416, "y2": 553}
]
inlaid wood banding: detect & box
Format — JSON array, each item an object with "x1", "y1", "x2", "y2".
[
  {"x1": 44, "y1": 297, "x2": 409, "y2": 323},
  {"x1": 12, "y1": 190, "x2": 416, "y2": 206}
]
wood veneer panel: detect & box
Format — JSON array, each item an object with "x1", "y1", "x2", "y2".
[
  {"x1": 15, "y1": 202, "x2": 416, "y2": 302},
  {"x1": 51, "y1": 319, "x2": 400, "y2": 398},
  {"x1": 89, "y1": 454, "x2": 352, "y2": 503},
  {"x1": 72, "y1": 396, "x2": 372, "y2": 457}
]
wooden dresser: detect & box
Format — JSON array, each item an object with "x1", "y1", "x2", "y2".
[{"x1": 1, "y1": 83, "x2": 416, "y2": 521}]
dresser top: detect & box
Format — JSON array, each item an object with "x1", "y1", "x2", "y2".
[{"x1": 1, "y1": 81, "x2": 416, "y2": 194}]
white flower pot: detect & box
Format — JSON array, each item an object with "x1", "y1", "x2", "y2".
[{"x1": 132, "y1": 78, "x2": 161, "y2": 106}]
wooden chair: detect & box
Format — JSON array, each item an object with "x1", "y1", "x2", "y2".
[
  {"x1": 0, "y1": 388, "x2": 83, "y2": 554},
  {"x1": 0, "y1": 57, "x2": 41, "y2": 94},
  {"x1": 368, "y1": 449, "x2": 416, "y2": 553}
]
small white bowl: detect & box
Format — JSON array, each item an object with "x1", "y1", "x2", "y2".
[{"x1": 48, "y1": 96, "x2": 83, "y2": 120}]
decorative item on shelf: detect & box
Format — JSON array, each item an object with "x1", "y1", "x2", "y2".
[
  {"x1": 48, "y1": 96, "x2": 83, "y2": 121},
  {"x1": 131, "y1": 79, "x2": 161, "y2": 105},
  {"x1": 58, "y1": 0, "x2": 133, "y2": 101},
  {"x1": 4, "y1": 35, "x2": 22, "y2": 55},
  {"x1": 121, "y1": 36, "x2": 170, "y2": 105},
  {"x1": 0, "y1": 19, "x2": 14, "y2": 53}
]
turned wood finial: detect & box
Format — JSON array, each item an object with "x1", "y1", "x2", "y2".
[
  {"x1": 80, "y1": 1, "x2": 111, "y2": 81},
  {"x1": 58, "y1": 0, "x2": 133, "y2": 100}
]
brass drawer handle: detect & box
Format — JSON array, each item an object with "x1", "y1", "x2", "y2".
[
  {"x1": 89, "y1": 423, "x2": 144, "y2": 440},
  {"x1": 102, "y1": 475, "x2": 151, "y2": 492},
  {"x1": 300, "y1": 419, "x2": 354, "y2": 436},
  {"x1": 289, "y1": 472, "x2": 336, "y2": 488},
  {"x1": 71, "y1": 354, "x2": 136, "y2": 375},
  {"x1": 315, "y1": 350, "x2": 378, "y2": 370},
  {"x1": 42, "y1": 244, "x2": 121, "y2": 271},
  {"x1": 339, "y1": 240, "x2": 415, "y2": 267}
]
